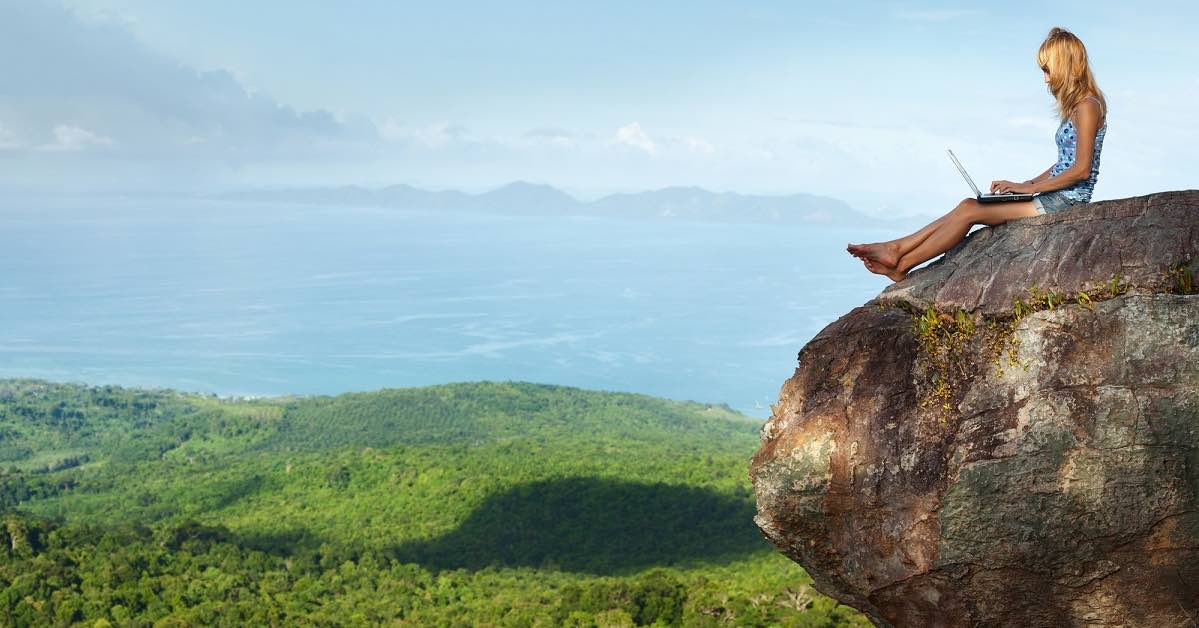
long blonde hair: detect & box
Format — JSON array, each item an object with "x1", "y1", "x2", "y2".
[{"x1": 1037, "y1": 27, "x2": 1106, "y2": 122}]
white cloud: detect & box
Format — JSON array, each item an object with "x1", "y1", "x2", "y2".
[
  {"x1": 1, "y1": 2, "x2": 367, "y2": 164},
  {"x1": 612, "y1": 122, "x2": 657, "y2": 154},
  {"x1": 39, "y1": 124, "x2": 114, "y2": 152}
]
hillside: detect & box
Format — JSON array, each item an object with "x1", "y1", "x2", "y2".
[{"x1": 0, "y1": 379, "x2": 869, "y2": 626}]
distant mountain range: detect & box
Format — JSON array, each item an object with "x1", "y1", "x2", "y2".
[{"x1": 225, "y1": 181, "x2": 889, "y2": 227}]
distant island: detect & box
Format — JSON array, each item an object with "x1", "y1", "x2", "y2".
[{"x1": 224, "y1": 181, "x2": 891, "y2": 228}]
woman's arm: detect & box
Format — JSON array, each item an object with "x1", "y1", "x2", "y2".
[
  {"x1": 1026, "y1": 100, "x2": 1103, "y2": 193},
  {"x1": 993, "y1": 166, "x2": 1053, "y2": 193}
]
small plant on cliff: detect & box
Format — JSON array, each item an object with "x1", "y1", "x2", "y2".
[
  {"x1": 984, "y1": 318, "x2": 1022, "y2": 376},
  {"x1": 992, "y1": 282, "x2": 1074, "y2": 373},
  {"x1": 1066, "y1": 271, "x2": 1130, "y2": 311},
  {"x1": 989, "y1": 272, "x2": 1129, "y2": 374},
  {"x1": 1025, "y1": 282, "x2": 1065, "y2": 312},
  {"x1": 909, "y1": 270, "x2": 1143, "y2": 418},
  {"x1": 1167, "y1": 262, "x2": 1197, "y2": 294},
  {"x1": 907, "y1": 264, "x2": 1195, "y2": 426},
  {"x1": 911, "y1": 306, "x2": 977, "y2": 415}
]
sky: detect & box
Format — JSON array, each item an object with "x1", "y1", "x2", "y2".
[{"x1": 1, "y1": 0, "x2": 1196, "y2": 215}]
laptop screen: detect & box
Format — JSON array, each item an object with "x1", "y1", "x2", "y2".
[{"x1": 947, "y1": 149, "x2": 981, "y2": 197}]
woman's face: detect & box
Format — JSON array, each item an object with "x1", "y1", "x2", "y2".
[{"x1": 1041, "y1": 65, "x2": 1050, "y2": 84}]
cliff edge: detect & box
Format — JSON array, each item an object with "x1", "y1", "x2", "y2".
[{"x1": 749, "y1": 190, "x2": 1199, "y2": 627}]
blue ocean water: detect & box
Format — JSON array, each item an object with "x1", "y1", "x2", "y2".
[{"x1": 0, "y1": 197, "x2": 893, "y2": 418}]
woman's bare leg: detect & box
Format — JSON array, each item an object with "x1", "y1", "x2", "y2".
[
  {"x1": 848, "y1": 200, "x2": 969, "y2": 266},
  {"x1": 884, "y1": 199, "x2": 1039, "y2": 281}
]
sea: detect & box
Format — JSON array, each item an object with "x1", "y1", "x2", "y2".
[{"x1": 0, "y1": 197, "x2": 895, "y2": 419}]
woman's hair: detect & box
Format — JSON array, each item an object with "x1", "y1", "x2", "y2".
[{"x1": 1037, "y1": 27, "x2": 1105, "y2": 122}]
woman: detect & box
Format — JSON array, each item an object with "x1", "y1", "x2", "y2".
[{"x1": 848, "y1": 27, "x2": 1107, "y2": 282}]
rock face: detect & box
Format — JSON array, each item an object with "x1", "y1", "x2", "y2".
[{"x1": 749, "y1": 191, "x2": 1199, "y2": 627}]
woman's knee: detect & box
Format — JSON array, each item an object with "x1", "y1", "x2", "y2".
[{"x1": 952, "y1": 198, "x2": 979, "y2": 216}]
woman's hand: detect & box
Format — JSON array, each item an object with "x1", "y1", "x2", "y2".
[{"x1": 990, "y1": 180, "x2": 1033, "y2": 194}]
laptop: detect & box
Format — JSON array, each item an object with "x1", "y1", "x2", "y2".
[{"x1": 947, "y1": 149, "x2": 1036, "y2": 203}]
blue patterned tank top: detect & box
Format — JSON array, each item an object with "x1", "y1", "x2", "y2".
[{"x1": 1048, "y1": 95, "x2": 1106, "y2": 203}]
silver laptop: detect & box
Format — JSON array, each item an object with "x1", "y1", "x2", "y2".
[{"x1": 947, "y1": 149, "x2": 1036, "y2": 203}]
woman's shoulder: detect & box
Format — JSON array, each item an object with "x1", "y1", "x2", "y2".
[{"x1": 1070, "y1": 95, "x2": 1106, "y2": 126}]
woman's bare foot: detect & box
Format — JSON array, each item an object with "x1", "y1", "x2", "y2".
[
  {"x1": 862, "y1": 257, "x2": 908, "y2": 283},
  {"x1": 846, "y1": 243, "x2": 869, "y2": 260},
  {"x1": 861, "y1": 257, "x2": 888, "y2": 275},
  {"x1": 849, "y1": 241, "x2": 900, "y2": 267}
]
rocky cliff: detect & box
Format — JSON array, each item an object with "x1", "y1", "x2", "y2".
[{"x1": 749, "y1": 190, "x2": 1199, "y2": 627}]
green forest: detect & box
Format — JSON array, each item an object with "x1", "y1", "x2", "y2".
[{"x1": 0, "y1": 379, "x2": 868, "y2": 626}]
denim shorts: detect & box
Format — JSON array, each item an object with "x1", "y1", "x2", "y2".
[{"x1": 1033, "y1": 191, "x2": 1084, "y2": 214}]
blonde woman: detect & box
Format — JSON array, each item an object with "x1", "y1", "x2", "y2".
[{"x1": 848, "y1": 27, "x2": 1107, "y2": 282}]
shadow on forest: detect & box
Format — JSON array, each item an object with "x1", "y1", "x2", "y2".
[
  {"x1": 207, "y1": 473, "x2": 267, "y2": 511},
  {"x1": 389, "y1": 476, "x2": 768, "y2": 575}
]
